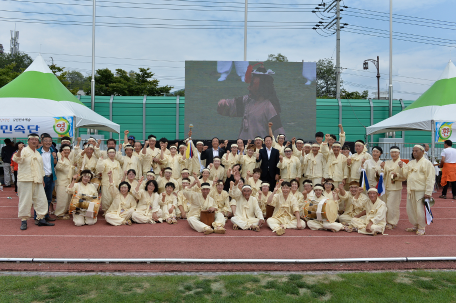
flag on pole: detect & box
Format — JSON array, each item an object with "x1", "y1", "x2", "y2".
[
  {"x1": 424, "y1": 200, "x2": 434, "y2": 225},
  {"x1": 376, "y1": 172, "x2": 386, "y2": 196},
  {"x1": 359, "y1": 168, "x2": 370, "y2": 191},
  {"x1": 185, "y1": 140, "x2": 193, "y2": 159}
]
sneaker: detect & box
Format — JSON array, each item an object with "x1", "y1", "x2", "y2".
[
  {"x1": 20, "y1": 221, "x2": 27, "y2": 230},
  {"x1": 37, "y1": 219, "x2": 55, "y2": 226}
]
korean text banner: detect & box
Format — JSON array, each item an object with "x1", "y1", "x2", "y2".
[
  {"x1": 185, "y1": 61, "x2": 316, "y2": 140},
  {"x1": 435, "y1": 122, "x2": 456, "y2": 142},
  {"x1": 0, "y1": 116, "x2": 74, "y2": 138}
]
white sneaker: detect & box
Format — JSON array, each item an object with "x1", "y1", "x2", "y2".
[{"x1": 218, "y1": 74, "x2": 228, "y2": 81}]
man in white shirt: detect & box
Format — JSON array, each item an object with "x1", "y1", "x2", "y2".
[
  {"x1": 440, "y1": 140, "x2": 456, "y2": 199},
  {"x1": 36, "y1": 134, "x2": 57, "y2": 224}
]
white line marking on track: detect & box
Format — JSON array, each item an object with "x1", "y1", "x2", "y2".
[{"x1": 0, "y1": 234, "x2": 455, "y2": 238}]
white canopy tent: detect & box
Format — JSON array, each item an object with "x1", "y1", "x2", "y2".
[
  {"x1": 366, "y1": 60, "x2": 456, "y2": 161},
  {"x1": 0, "y1": 55, "x2": 120, "y2": 138}
]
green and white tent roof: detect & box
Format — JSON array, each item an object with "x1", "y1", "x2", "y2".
[
  {"x1": 366, "y1": 60, "x2": 456, "y2": 135},
  {"x1": 0, "y1": 55, "x2": 119, "y2": 133}
]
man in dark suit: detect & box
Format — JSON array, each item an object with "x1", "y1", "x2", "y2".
[
  {"x1": 256, "y1": 135, "x2": 280, "y2": 191},
  {"x1": 201, "y1": 137, "x2": 226, "y2": 167}
]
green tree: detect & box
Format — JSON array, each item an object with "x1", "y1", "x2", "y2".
[
  {"x1": 0, "y1": 63, "x2": 21, "y2": 88},
  {"x1": 0, "y1": 52, "x2": 33, "y2": 73},
  {"x1": 170, "y1": 88, "x2": 185, "y2": 96},
  {"x1": 266, "y1": 53, "x2": 288, "y2": 62},
  {"x1": 86, "y1": 67, "x2": 173, "y2": 96},
  {"x1": 49, "y1": 64, "x2": 79, "y2": 95},
  {"x1": 316, "y1": 58, "x2": 339, "y2": 98},
  {"x1": 65, "y1": 70, "x2": 90, "y2": 93},
  {"x1": 341, "y1": 89, "x2": 369, "y2": 99}
]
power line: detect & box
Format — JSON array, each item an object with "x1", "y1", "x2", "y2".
[
  {"x1": 344, "y1": 68, "x2": 436, "y2": 82},
  {"x1": 342, "y1": 72, "x2": 432, "y2": 86}
]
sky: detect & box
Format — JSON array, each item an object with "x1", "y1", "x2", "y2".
[{"x1": 0, "y1": 0, "x2": 455, "y2": 101}]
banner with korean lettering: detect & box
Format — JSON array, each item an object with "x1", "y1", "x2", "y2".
[
  {"x1": 435, "y1": 122, "x2": 456, "y2": 142},
  {"x1": 0, "y1": 116, "x2": 74, "y2": 138}
]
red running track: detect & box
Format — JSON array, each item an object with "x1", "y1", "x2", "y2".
[{"x1": 0, "y1": 186, "x2": 455, "y2": 261}]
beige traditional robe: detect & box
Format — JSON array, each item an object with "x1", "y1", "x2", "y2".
[
  {"x1": 338, "y1": 192, "x2": 369, "y2": 224},
  {"x1": 209, "y1": 165, "x2": 226, "y2": 182},
  {"x1": 75, "y1": 153, "x2": 98, "y2": 174},
  {"x1": 383, "y1": 158, "x2": 406, "y2": 226},
  {"x1": 183, "y1": 189, "x2": 225, "y2": 232},
  {"x1": 362, "y1": 158, "x2": 383, "y2": 188},
  {"x1": 230, "y1": 195, "x2": 264, "y2": 230},
  {"x1": 157, "y1": 177, "x2": 179, "y2": 194},
  {"x1": 351, "y1": 198, "x2": 387, "y2": 235},
  {"x1": 131, "y1": 190, "x2": 161, "y2": 224},
  {"x1": 177, "y1": 190, "x2": 191, "y2": 216},
  {"x1": 400, "y1": 158, "x2": 435, "y2": 230},
  {"x1": 239, "y1": 154, "x2": 259, "y2": 179},
  {"x1": 256, "y1": 191, "x2": 272, "y2": 215},
  {"x1": 209, "y1": 189, "x2": 231, "y2": 214},
  {"x1": 325, "y1": 153, "x2": 348, "y2": 186},
  {"x1": 247, "y1": 178, "x2": 262, "y2": 197},
  {"x1": 96, "y1": 158, "x2": 122, "y2": 212},
  {"x1": 163, "y1": 154, "x2": 186, "y2": 179},
  {"x1": 13, "y1": 146, "x2": 48, "y2": 220},
  {"x1": 272, "y1": 136, "x2": 286, "y2": 156},
  {"x1": 66, "y1": 182, "x2": 99, "y2": 226},
  {"x1": 306, "y1": 195, "x2": 344, "y2": 231},
  {"x1": 347, "y1": 151, "x2": 372, "y2": 182},
  {"x1": 192, "y1": 178, "x2": 213, "y2": 193},
  {"x1": 54, "y1": 157, "x2": 74, "y2": 217},
  {"x1": 305, "y1": 152, "x2": 327, "y2": 185},
  {"x1": 267, "y1": 193, "x2": 305, "y2": 232},
  {"x1": 177, "y1": 176, "x2": 195, "y2": 191},
  {"x1": 142, "y1": 147, "x2": 161, "y2": 175},
  {"x1": 118, "y1": 153, "x2": 143, "y2": 179},
  {"x1": 222, "y1": 152, "x2": 241, "y2": 176},
  {"x1": 301, "y1": 190, "x2": 316, "y2": 217},
  {"x1": 105, "y1": 183, "x2": 137, "y2": 226},
  {"x1": 290, "y1": 190, "x2": 305, "y2": 212},
  {"x1": 277, "y1": 155, "x2": 302, "y2": 182},
  {"x1": 159, "y1": 192, "x2": 178, "y2": 221}
]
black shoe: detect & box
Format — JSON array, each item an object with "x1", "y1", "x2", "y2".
[
  {"x1": 46, "y1": 217, "x2": 56, "y2": 222},
  {"x1": 37, "y1": 219, "x2": 55, "y2": 226},
  {"x1": 20, "y1": 221, "x2": 27, "y2": 230}
]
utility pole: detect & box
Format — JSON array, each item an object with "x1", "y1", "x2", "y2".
[
  {"x1": 10, "y1": 29, "x2": 19, "y2": 55},
  {"x1": 244, "y1": 0, "x2": 248, "y2": 61},
  {"x1": 336, "y1": 0, "x2": 341, "y2": 101},
  {"x1": 363, "y1": 56, "x2": 380, "y2": 100},
  {"x1": 91, "y1": 0, "x2": 96, "y2": 113},
  {"x1": 389, "y1": 0, "x2": 394, "y2": 137}
]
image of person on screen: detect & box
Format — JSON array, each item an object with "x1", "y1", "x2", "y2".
[
  {"x1": 217, "y1": 63, "x2": 285, "y2": 140},
  {"x1": 217, "y1": 61, "x2": 249, "y2": 82}
]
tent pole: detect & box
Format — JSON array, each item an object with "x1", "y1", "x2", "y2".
[{"x1": 431, "y1": 120, "x2": 435, "y2": 164}]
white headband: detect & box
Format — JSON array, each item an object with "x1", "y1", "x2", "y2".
[
  {"x1": 242, "y1": 185, "x2": 252, "y2": 190},
  {"x1": 314, "y1": 186, "x2": 324, "y2": 191},
  {"x1": 390, "y1": 148, "x2": 400, "y2": 153},
  {"x1": 414, "y1": 145, "x2": 425, "y2": 151}
]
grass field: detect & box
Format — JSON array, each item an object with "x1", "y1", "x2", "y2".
[{"x1": 1, "y1": 270, "x2": 456, "y2": 302}]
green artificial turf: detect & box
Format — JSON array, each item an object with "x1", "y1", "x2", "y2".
[{"x1": 1, "y1": 270, "x2": 455, "y2": 302}]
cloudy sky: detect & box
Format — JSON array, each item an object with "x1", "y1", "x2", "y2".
[{"x1": 1, "y1": 0, "x2": 455, "y2": 100}]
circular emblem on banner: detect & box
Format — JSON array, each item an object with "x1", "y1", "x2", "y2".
[
  {"x1": 439, "y1": 123, "x2": 453, "y2": 141},
  {"x1": 53, "y1": 118, "x2": 70, "y2": 136}
]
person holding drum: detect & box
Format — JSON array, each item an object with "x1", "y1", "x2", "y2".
[
  {"x1": 306, "y1": 184, "x2": 344, "y2": 232},
  {"x1": 182, "y1": 181, "x2": 226, "y2": 235},
  {"x1": 159, "y1": 182, "x2": 178, "y2": 224},
  {"x1": 105, "y1": 171, "x2": 136, "y2": 226},
  {"x1": 337, "y1": 181, "x2": 369, "y2": 225},
  {"x1": 381, "y1": 146, "x2": 406, "y2": 230},
  {"x1": 230, "y1": 184, "x2": 264, "y2": 232},
  {"x1": 131, "y1": 179, "x2": 162, "y2": 224},
  {"x1": 347, "y1": 188, "x2": 387, "y2": 236},
  {"x1": 209, "y1": 180, "x2": 232, "y2": 218},
  {"x1": 256, "y1": 182, "x2": 272, "y2": 216},
  {"x1": 96, "y1": 148, "x2": 122, "y2": 214},
  {"x1": 67, "y1": 170, "x2": 99, "y2": 226},
  {"x1": 266, "y1": 180, "x2": 305, "y2": 235},
  {"x1": 301, "y1": 180, "x2": 315, "y2": 218}
]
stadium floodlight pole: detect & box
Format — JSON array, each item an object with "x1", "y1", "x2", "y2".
[
  {"x1": 91, "y1": 0, "x2": 96, "y2": 113},
  {"x1": 335, "y1": 0, "x2": 341, "y2": 101},
  {"x1": 244, "y1": 0, "x2": 248, "y2": 61},
  {"x1": 389, "y1": 0, "x2": 394, "y2": 137},
  {"x1": 363, "y1": 56, "x2": 380, "y2": 100}
]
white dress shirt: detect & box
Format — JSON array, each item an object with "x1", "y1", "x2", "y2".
[
  {"x1": 266, "y1": 147, "x2": 272, "y2": 160},
  {"x1": 41, "y1": 149, "x2": 52, "y2": 175},
  {"x1": 212, "y1": 149, "x2": 219, "y2": 158}
]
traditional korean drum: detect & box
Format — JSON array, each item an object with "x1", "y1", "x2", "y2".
[
  {"x1": 304, "y1": 199, "x2": 338, "y2": 223},
  {"x1": 69, "y1": 193, "x2": 100, "y2": 219},
  {"x1": 200, "y1": 210, "x2": 215, "y2": 227},
  {"x1": 265, "y1": 205, "x2": 275, "y2": 220}
]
